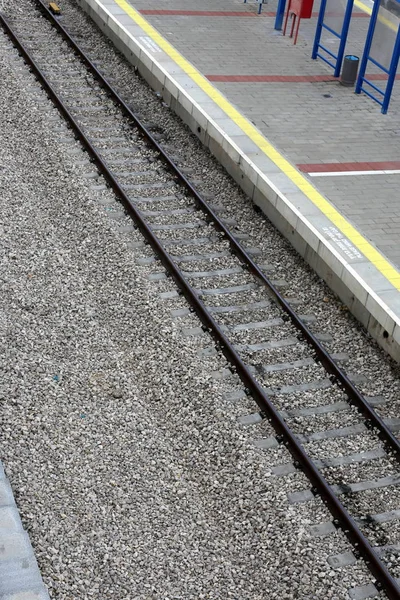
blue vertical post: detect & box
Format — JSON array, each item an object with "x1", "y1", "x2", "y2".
[
  {"x1": 356, "y1": 0, "x2": 380, "y2": 94},
  {"x1": 335, "y1": 0, "x2": 354, "y2": 76},
  {"x1": 312, "y1": 0, "x2": 327, "y2": 60},
  {"x1": 275, "y1": 0, "x2": 287, "y2": 30},
  {"x1": 244, "y1": 0, "x2": 264, "y2": 14},
  {"x1": 382, "y1": 24, "x2": 400, "y2": 113}
]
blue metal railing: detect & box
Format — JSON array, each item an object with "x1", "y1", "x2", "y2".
[
  {"x1": 355, "y1": 0, "x2": 400, "y2": 113},
  {"x1": 244, "y1": 0, "x2": 264, "y2": 15},
  {"x1": 275, "y1": 0, "x2": 287, "y2": 29},
  {"x1": 312, "y1": 0, "x2": 354, "y2": 77}
]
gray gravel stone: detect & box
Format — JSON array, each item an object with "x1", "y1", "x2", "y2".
[{"x1": 1, "y1": 2, "x2": 400, "y2": 598}]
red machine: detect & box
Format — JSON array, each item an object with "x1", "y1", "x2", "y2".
[{"x1": 283, "y1": 0, "x2": 314, "y2": 45}]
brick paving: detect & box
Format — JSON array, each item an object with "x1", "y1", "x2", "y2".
[
  {"x1": 128, "y1": 0, "x2": 400, "y2": 269},
  {"x1": 298, "y1": 160, "x2": 400, "y2": 172}
]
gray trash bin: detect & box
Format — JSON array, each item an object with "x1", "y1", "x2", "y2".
[{"x1": 341, "y1": 55, "x2": 360, "y2": 87}]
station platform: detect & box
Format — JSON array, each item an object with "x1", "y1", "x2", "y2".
[{"x1": 77, "y1": 0, "x2": 400, "y2": 361}]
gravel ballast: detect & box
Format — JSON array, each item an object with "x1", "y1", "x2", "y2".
[{"x1": 1, "y1": 4, "x2": 400, "y2": 600}]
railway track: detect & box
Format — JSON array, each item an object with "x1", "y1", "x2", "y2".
[{"x1": 1, "y1": 1, "x2": 400, "y2": 597}]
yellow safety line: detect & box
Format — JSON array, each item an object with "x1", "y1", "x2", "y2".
[
  {"x1": 355, "y1": 0, "x2": 398, "y2": 32},
  {"x1": 112, "y1": 0, "x2": 400, "y2": 291},
  {"x1": 354, "y1": 0, "x2": 373, "y2": 16}
]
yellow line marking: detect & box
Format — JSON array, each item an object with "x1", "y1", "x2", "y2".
[
  {"x1": 354, "y1": 0, "x2": 373, "y2": 16},
  {"x1": 112, "y1": 0, "x2": 400, "y2": 292},
  {"x1": 354, "y1": 0, "x2": 398, "y2": 32}
]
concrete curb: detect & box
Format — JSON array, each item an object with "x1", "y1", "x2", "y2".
[
  {"x1": 0, "y1": 463, "x2": 50, "y2": 600},
  {"x1": 76, "y1": 0, "x2": 400, "y2": 362}
]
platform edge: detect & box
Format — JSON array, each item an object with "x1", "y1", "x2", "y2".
[{"x1": 75, "y1": 0, "x2": 400, "y2": 363}]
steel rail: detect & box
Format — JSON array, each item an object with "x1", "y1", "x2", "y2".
[
  {"x1": 33, "y1": 0, "x2": 400, "y2": 464},
  {"x1": 1, "y1": 11, "x2": 400, "y2": 598}
]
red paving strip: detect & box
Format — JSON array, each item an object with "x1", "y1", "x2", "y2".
[
  {"x1": 367, "y1": 73, "x2": 400, "y2": 80},
  {"x1": 139, "y1": 10, "x2": 269, "y2": 16},
  {"x1": 297, "y1": 161, "x2": 400, "y2": 173},
  {"x1": 206, "y1": 73, "x2": 399, "y2": 82},
  {"x1": 207, "y1": 74, "x2": 336, "y2": 82},
  {"x1": 139, "y1": 9, "x2": 368, "y2": 17}
]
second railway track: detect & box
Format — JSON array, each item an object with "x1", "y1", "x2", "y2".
[{"x1": 1, "y1": 1, "x2": 400, "y2": 597}]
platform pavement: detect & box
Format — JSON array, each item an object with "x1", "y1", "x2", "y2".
[{"x1": 77, "y1": 0, "x2": 400, "y2": 361}]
